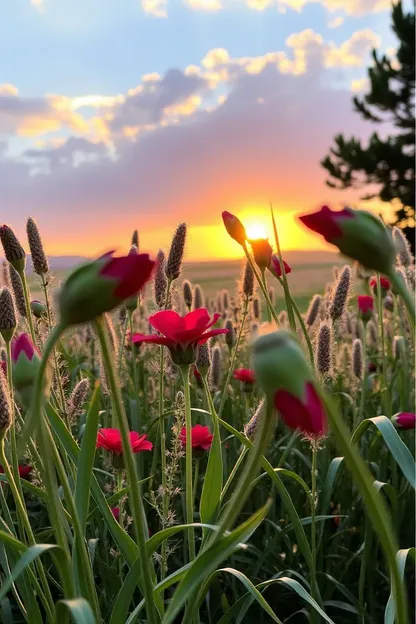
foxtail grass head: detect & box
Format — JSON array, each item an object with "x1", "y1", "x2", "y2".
[
  {"x1": 166, "y1": 223, "x2": 187, "y2": 281},
  {"x1": 0, "y1": 225, "x2": 26, "y2": 273},
  {"x1": 0, "y1": 288, "x2": 17, "y2": 343},
  {"x1": 194, "y1": 284, "x2": 204, "y2": 310},
  {"x1": 305, "y1": 294, "x2": 322, "y2": 327},
  {"x1": 154, "y1": 250, "x2": 168, "y2": 309},
  {"x1": 26, "y1": 217, "x2": 49, "y2": 276},
  {"x1": 182, "y1": 280, "x2": 193, "y2": 311},
  {"x1": 329, "y1": 265, "x2": 351, "y2": 322},
  {"x1": 241, "y1": 260, "x2": 254, "y2": 301},
  {"x1": 315, "y1": 320, "x2": 334, "y2": 379},
  {"x1": 131, "y1": 229, "x2": 139, "y2": 249},
  {"x1": 9, "y1": 265, "x2": 27, "y2": 317}
]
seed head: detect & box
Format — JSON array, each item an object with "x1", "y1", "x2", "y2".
[
  {"x1": 384, "y1": 294, "x2": 394, "y2": 312},
  {"x1": 268, "y1": 286, "x2": 275, "y2": 306},
  {"x1": 68, "y1": 378, "x2": 90, "y2": 419},
  {"x1": 392, "y1": 335, "x2": 405, "y2": 360},
  {"x1": 182, "y1": 280, "x2": 193, "y2": 311},
  {"x1": 0, "y1": 288, "x2": 17, "y2": 342},
  {"x1": 26, "y1": 217, "x2": 49, "y2": 275},
  {"x1": 367, "y1": 320, "x2": 378, "y2": 346},
  {"x1": 193, "y1": 284, "x2": 204, "y2": 310},
  {"x1": 352, "y1": 338, "x2": 363, "y2": 380},
  {"x1": 131, "y1": 229, "x2": 139, "y2": 250},
  {"x1": 0, "y1": 372, "x2": 11, "y2": 438},
  {"x1": 0, "y1": 225, "x2": 26, "y2": 272},
  {"x1": 222, "y1": 290, "x2": 230, "y2": 311},
  {"x1": 278, "y1": 310, "x2": 288, "y2": 327},
  {"x1": 244, "y1": 400, "x2": 264, "y2": 441},
  {"x1": 393, "y1": 227, "x2": 413, "y2": 267},
  {"x1": 315, "y1": 320, "x2": 334, "y2": 378},
  {"x1": 305, "y1": 294, "x2": 322, "y2": 327},
  {"x1": 9, "y1": 265, "x2": 27, "y2": 317},
  {"x1": 210, "y1": 345, "x2": 221, "y2": 388},
  {"x1": 154, "y1": 250, "x2": 168, "y2": 309},
  {"x1": 329, "y1": 265, "x2": 351, "y2": 322},
  {"x1": 196, "y1": 342, "x2": 211, "y2": 377},
  {"x1": 2, "y1": 262, "x2": 10, "y2": 289},
  {"x1": 225, "y1": 319, "x2": 235, "y2": 349},
  {"x1": 241, "y1": 260, "x2": 254, "y2": 300},
  {"x1": 166, "y1": 223, "x2": 187, "y2": 281},
  {"x1": 252, "y1": 298, "x2": 260, "y2": 320},
  {"x1": 103, "y1": 313, "x2": 119, "y2": 370},
  {"x1": 215, "y1": 292, "x2": 223, "y2": 313}
]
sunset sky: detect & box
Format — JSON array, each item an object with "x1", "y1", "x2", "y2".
[{"x1": 0, "y1": 0, "x2": 404, "y2": 260}]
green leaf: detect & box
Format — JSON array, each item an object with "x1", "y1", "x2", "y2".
[
  {"x1": 162, "y1": 500, "x2": 271, "y2": 623},
  {"x1": 352, "y1": 416, "x2": 415, "y2": 488},
  {"x1": 385, "y1": 548, "x2": 415, "y2": 624},
  {"x1": 200, "y1": 409, "x2": 223, "y2": 528},
  {"x1": 75, "y1": 381, "x2": 101, "y2": 532},
  {"x1": 56, "y1": 599, "x2": 96, "y2": 623},
  {"x1": 319, "y1": 457, "x2": 344, "y2": 545}
]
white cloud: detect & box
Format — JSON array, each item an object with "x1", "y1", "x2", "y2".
[
  {"x1": 0, "y1": 84, "x2": 19, "y2": 97},
  {"x1": 141, "y1": 0, "x2": 168, "y2": 17},
  {"x1": 325, "y1": 29, "x2": 380, "y2": 67},
  {"x1": 328, "y1": 16, "x2": 344, "y2": 28},
  {"x1": 185, "y1": 0, "x2": 222, "y2": 10},
  {"x1": 351, "y1": 77, "x2": 369, "y2": 91},
  {"x1": 201, "y1": 48, "x2": 230, "y2": 69},
  {"x1": 30, "y1": 0, "x2": 45, "y2": 12}
]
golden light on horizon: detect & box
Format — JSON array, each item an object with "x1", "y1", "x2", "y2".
[{"x1": 245, "y1": 222, "x2": 268, "y2": 241}]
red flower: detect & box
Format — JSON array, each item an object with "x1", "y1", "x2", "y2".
[
  {"x1": 132, "y1": 309, "x2": 228, "y2": 365},
  {"x1": 249, "y1": 239, "x2": 273, "y2": 271},
  {"x1": 299, "y1": 206, "x2": 354, "y2": 242},
  {"x1": 392, "y1": 412, "x2": 415, "y2": 430},
  {"x1": 269, "y1": 255, "x2": 292, "y2": 278},
  {"x1": 179, "y1": 424, "x2": 213, "y2": 450},
  {"x1": 96, "y1": 428, "x2": 153, "y2": 455},
  {"x1": 357, "y1": 295, "x2": 374, "y2": 321},
  {"x1": 370, "y1": 276, "x2": 391, "y2": 292},
  {"x1": 222, "y1": 211, "x2": 247, "y2": 246},
  {"x1": 274, "y1": 382, "x2": 327, "y2": 439},
  {"x1": 11, "y1": 333, "x2": 40, "y2": 362},
  {"x1": 0, "y1": 464, "x2": 33, "y2": 479},
  {"x1": 233, "y1": 368, "x2": 255, "y2": 383},
  {"x1": 368, "y1": 362, "x2": 377, "y2": 373},
  {"x1": 111, "y1": 507, "x2": 120, "y2": 522}
]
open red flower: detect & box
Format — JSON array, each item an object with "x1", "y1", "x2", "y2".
[
  {"x1": 392, "y1": 412, "x2": 415, "y2": 430},
  {"x1": 370, "y1": 276, "x2": 391, "y2": 292},
  {"x1": 96, "y1": 428, "x2": 153, "y2": 455},
  {"x1": 269, "y1": 255, "x2": 292, "y2": 278},
  {"x1": 357, "y1": 295, "x2": 374, "y2": 321},
  {"x1": 233, "y1": 368, "x2": 255, "y2": 383},
  {"x1": 132, "y1": 309, "x2": 228, "y2": 365},
  {"x1": 179, "y1": 424, "x2": 213, "y2": 450},
  {"x1": 274, "y1": 382, "x2": 327, "y2": 439},
  {"x1": 0, "y1": 464, "x2": 33, "y2": 479}
]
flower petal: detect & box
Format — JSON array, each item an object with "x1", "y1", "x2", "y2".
[
  {"x1": 149, "y1": 310, "x2": 182, "y2": 340},
  {"x1": 100, "y1": 254, "x2": 155, "y2": 299},
  {"x1": 131, "y1": 333, "x2": 175, "y2": 347},
  {"x1": 197, "y1": 328, "x2": 229, "y2": 345}
]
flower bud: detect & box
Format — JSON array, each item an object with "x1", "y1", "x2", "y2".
[
  {"x1": 30, "y1": 299, "x2": 47, "y2": 319},
  {"x1": 299, "y1": 206, "x2": 395, "y2": 275},
  {"x1": 249, "y1": 239, "x2": 273, "y2": 272},
  {"x1": 269, "y1": 255, "x2": 292, "y2": 278},
  {"x1": 357, "y1": 295, "x2": 374, "y2": 322},
  {"x1": 370, "y1": 276, "x2": 390, "y2": 297},
  {"x1": 391, "y1": 412, "x2": 415, "y2": 430},
  {"x1": 222, "y1": 211, "x2": 247, "y2": 246},
  {"x1": 11, "y1": 334, "x2": 47, "y2": 409}
]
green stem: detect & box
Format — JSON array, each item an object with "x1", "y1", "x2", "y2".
[
  {"x1": 377, "y1": 275, "x2": 391, "y2": 418},
  {"x1": 270, "y1": 202, "x2": 297, "y2": 333},
  {"x1": 117, "y1": 313, "x2": 129, "y2": 377},
  {"x1": 389, "y1": 269, "x2": 415, "y2": 329},
  {"x1": 358, "y1": 515, "x2": 372, "y2": 612},
  {"x1": 218, "y1": 298, "x2": 249, "y2": 417},
  {"x1": 310, "y1": 446, "x2": 319, "y2": 623},
  {"x1": 359, "y1": 323, "x2": 367, "y2": 421},
  {"x1": 220, "y1": 445, "x2": 248, "y2": 504},
  {"x1": 94, "y1": 317, "x2": 159, "y2": 624},
  {"x1": 180, "y1": 365, "x2": 195, "y2": 562},
  {"x1": 242, "y1": 243, "x2": 279, "y2": 326},
  {"x1": 277, "y1": 277, "x2": 314, "y2": 366},
  {"x1": 192, "y1": 458, "x2": 200, "y2": 508},
  {"x1": 18, "y1": 268, "x2": 36, "y2": 344}
]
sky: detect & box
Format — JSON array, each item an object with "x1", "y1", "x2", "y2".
[{"x1": 0, "y1": 0, "x2": 403, "y2": 260}]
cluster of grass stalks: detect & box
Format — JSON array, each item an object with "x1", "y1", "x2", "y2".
[{"x1": 0, "y1": 212, "x2": 414, "y2": 624}]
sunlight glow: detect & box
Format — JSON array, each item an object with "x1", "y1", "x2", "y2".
[{"x1": 245, "y1": 222, "x2": 268, "y2": 241}]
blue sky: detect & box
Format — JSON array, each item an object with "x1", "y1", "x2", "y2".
[{"x1": 0, "y1": 0, "x2": 405, "y2": 258}]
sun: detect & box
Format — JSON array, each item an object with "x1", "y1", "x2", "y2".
[{"x1": 245, "y1": 222, "x2": 268, "y2": 240}]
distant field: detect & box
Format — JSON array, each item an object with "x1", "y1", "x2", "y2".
[{"x1": 25, "y1": 250, "x2": 349, "y2": 313}]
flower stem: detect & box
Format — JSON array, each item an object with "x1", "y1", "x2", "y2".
[
  {"x1": 242, "y1": 243, "x2": 279, "y2": 326},
  {"x1": 359, "y1": 323, "x2": 367, "y2": 421},
  {"x1": 180, "y1": 364, "x2": 195, "y2": 562},
  {"x1": 389, "y1": 268, "x2": 415, "y2": 329},
  {"x1": 377, "y1": 275, "x2": 391, "y2": 418},
  {"x1": 310, "y1": 446, "x2": 319, "y2": 623},
  {"x1": 220, "y1": 445, "x2": 248, "y2": 504},
  {"x1": 18, "y1": 268, "x2": 36, "y2": 344},
  {"x1": 94, "y1": 317, "x2": 159, "y2": 624},
  {"x1": 218, "y1": 298, "x2": 249, "y2": 417},
  {"x1": 270, "y1": 202, "x2": 297, "y2": 332},
  {"x1": 277, "y1": 277, "x2": 315, "y2": 366}
]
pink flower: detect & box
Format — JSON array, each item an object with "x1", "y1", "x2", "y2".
[
  {"x1": 96, "y1": 428, "x2": 153, "y2": 455},
  {"x1": 11, "y1": 333, "x2": 40, "y2": 363},
  {"x1": 392, "y1": 412, "x2": 415, "y2": 430},
  {"x1": 269, "y1": 255, "x2": 292, "y2": 278},
  {"x1": 357, "y1": 295, "x2": 374, "y2": 321},
  {"x1": 233, "y1": 368, "x2": 255, "y2": 384},
  {"x1": 179, "y1": 424, "x2": 213, "y2": 451},
  {"x1": 274, "y1": 382, "x2": 327, "y2": 439}
]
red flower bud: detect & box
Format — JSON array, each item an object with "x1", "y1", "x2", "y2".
[
  {"x1": 249, "y1": 238, "x2": 273, "y2": 272},
  {"x1": 392, "y1": 412, "x2": 415, "y2": 430},
  {"x1": 233, "y1": 367, "x2": 255, "y2": 393},
  {"x1": 369, "y1": 276, "x2": 391, "y2": 295},
  {"x1": 11, "y1": 333, "x2": 45, "y2": 409},
  {"x1": 222, "y1": 211, "x2": 247, "y2": 246},
  {"x1": 357, "y1": 295, "x2": 374, "y2": 321},
  {"x1": 269, "y1": 255, "x2": 292, "y2": 278},
  {"x1": 274, "y1": 381, "x2": 327, "y2": 439},
  {"x1": 111, "y1": 507, "x2": 120, "y2": 522}
]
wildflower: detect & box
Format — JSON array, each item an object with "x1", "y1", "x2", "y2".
[
  {"x1": 269, "y1": 255, "x2": 292, "y2": 278},
  {"x1": 182, "y1": 280, "x2": 193, "y2": 311},
  {"x1": 30, "y1": 300, "x2": 47, "y2": 319},
  {"x1": 26, "y1": 217, "x2": 49, "y2": 276},
  {"x1": 0, "y1": 288, "x2": 17, "y2": 342},
  {"x1": 249, "y1": 239, "x2": 273, "y2": 272},
  {"x1": 233, "y1": 368, "x2": 255, "y2": 392},
  {"x1": 299, "y1": 206, "x2": 395, "y2": 275},
  {"x1": 253, "y1": 331, "x2": 327, "y2": 439},
  {"x1": 392, "y1": 412, "x2": 415, "y2": 430},
  {"x1": 11, "y1": 333, "x2": 44, "y2": 409},
  {"x1": 222, "y1": 211, "x2": 247, "y2": 246},
  {"x1": 357, "y1": 295, "x2": 374, "y2": 322},
  {"x1": 305, "y1": 294, "x2": 322, "y2": 327},
  {"x1": 0, "y1": 225, "x2": 26, "y2": 272},
  {"x1": 96, "y1": 428, "x2": 153, "y2": 454},
  {"x1": 165, "y1": 223, "x2": 187, "y2": 281},
  {"x1": 111, "y1": 507, "x2": 121, "y2": 522},
  {"x1": 368, "y1": 361, "x2": 377, "y2": 373},
  {"x1": 132, "y1": 309, "x2": 228, "y2": 366},
  {"x1": 58, "y1": 252, "x2": 154, "y2": 326},
  {"x1": 179, "y1": 424, "x2": 213, "y2": 451},
  {"x1": 0, "y1": 464, "x2": 33, "y2": 479},
  {"x1": 370, "y1": 276, "x2": 390, "y2": 296},
  {"x1": 328, "y1": 265, "x2": 351, "y2": 322}
]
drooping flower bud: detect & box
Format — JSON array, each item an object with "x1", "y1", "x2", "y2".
[
  {"x1": 30, "y1": 299, "x2": 47, "y2": 319},
  {"x1": 0, "y1": 288, "x2": 17, "y2": 343},
  {"x1": 252, "y1": 330, "x2": 327, "y2": 438},
  {"x1": 11, "y1": 333, "x2": 46, "y2": 409},
  {"x1": 0, "y1": 225, "x2": 26, "y2": 273},
  {"x1": 222, "y1": 211, "x2": 247, "y2": 246},
  {"x1": 58, "y1": 252, "x2": 154, "y2": 326},
  {"x1": 299, "y1": 206, "x2": 395, "y2": 275},
  {"x1": 391, "y1": 412, "x2": 415, "y2": 430},
  {"x1": 268, "y1": 255, "x2": 292, "y2": 278},
  {"x1": 249, "y1": 239, "x2": 273, "y2": 272},
  {"x1": 26, "y1": 217, "x2": 49, "y2": 276},
  {"x1": 357, "y1": 295, "x2": 374, "y2": 322}
]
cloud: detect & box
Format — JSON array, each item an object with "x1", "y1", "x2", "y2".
[
  {"x1": 351, "y1": 76, "x2": 369, "y2": 91},
  {"x1": 185, "y1": 0, "x2": 222, "y2": 9},
  {"x1": 0, "y1": 84, "x2": 19, "y2": 96},
  {"x1": 141, "y1": 0, "x2": 168, "y2": 17},
  {"x1": 30, "y1": 0, "x2": 45, "y2": 12},
  {"x1": 328, "y1": 15, "x2": 344, "y2": 28},
  {"x1": 325, "y1": 29, "x2": 380, "y2": 67}
]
